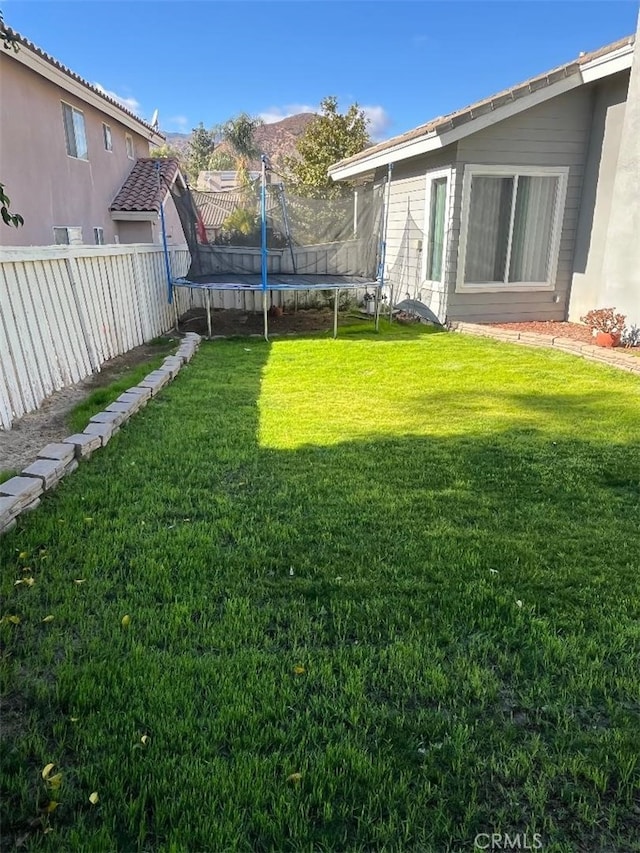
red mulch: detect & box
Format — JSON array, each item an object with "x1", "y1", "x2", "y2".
[{"x1": 485, "y1": 320, "x2": 594, "y2": 343}]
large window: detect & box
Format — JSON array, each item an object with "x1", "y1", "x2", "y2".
[
  {"x1": 61, "y1": 103, "x2": 88, "y2": 160},
  {"x1": 457, "y1": 165, "x2": 568, "y2": 291},
  {"x1": 423, "y1": 171, "x2": 450, "y2": 283}
]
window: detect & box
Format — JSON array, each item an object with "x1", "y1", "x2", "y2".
[
  {"x1": 94, "y1": 227, "x2": 105, "y2": 245},
  {"x1": 423, "y1": 171, "x2": 450, "y2": 283},
  {"x1": 125, "y1": 134, "x2": 134, "y2": 159},
  {"x1": 61, "y1": 103, "x2": 88, "y2": 159},
  {"x1": 103, "y1": 123, "x2": 113, "y2": 152},
  {"x1": 53, "y1": 226, "x2": 83, "y2": 245},
  {"x1": 457, "y1": 165, "x2": 568, "y2": 291}
]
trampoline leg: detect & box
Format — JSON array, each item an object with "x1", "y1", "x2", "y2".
[
  {"x1": 206, "y1": 289, "x2": 212, "y2": 340},
  {"x1": 263, "y1": 290, "x2": 269, "y2": 342},
  {"x1": 375, "y1": 288, "x2": 381, "y2": 333},
  {"x1": 333, "y1": 289, "x2": 339, "y2": 339},
  {"x1": 172, "y1": 286, "x2": 180, "y2": 332}
]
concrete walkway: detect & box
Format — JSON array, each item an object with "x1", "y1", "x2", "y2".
[{"x1": 449, "y1": 322, "x2": 640, "y2": 375}]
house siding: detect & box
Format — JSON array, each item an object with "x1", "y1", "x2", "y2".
[
  {"x1": 377, "y1": 150, "x2": 456, "y2": 322},
  {"x1": 445, "y1": 87, "x2": 594, "y2": 323},
  {"x1": 0, "y1": 52, "x2": 152, "y2": 246}
]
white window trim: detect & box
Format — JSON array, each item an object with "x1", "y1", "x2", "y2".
[
  {"x1": 421, "y1": 167, "x2": 453, "y2": 288},
  {"x1": 125, "y1": 133, "x2": 135, "y2": 160},
  {"x1": 61, "y1": 101, "x2": 88, "y2": 161},
  {"x1": 456, "y1": 164, "x2": 569, "y2": 294}
]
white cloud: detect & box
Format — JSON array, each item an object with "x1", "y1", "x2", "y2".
[
  {"x1": 258, "y1": 104, "x2": 317, "y2": 124},
  {"x1": 362, "y1": 105, "x2": 392, "y2": 140},
  {"x1": 93, "y1": 83, "x2": 141, "y2": 115},
  {"x1": 165, "y1": 115, "x2": 190, "y2": 132},
  {"x1": 258, "y1": 101, "x2": 392, "y2": 140}
]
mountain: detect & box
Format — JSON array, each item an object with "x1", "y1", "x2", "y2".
[{"x1": 163, "y1": 113, "x2": 316, "y2": 169}]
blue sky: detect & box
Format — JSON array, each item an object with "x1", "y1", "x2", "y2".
[{"x1": 4, "y1": 1, "x2": 639, "y2": 140}]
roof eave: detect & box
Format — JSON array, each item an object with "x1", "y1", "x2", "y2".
[
  {"x1": 329, "y1": 43, "x2": 634, "y2": 181},
  {"x1": 5, "y1": 29, "x2": 164, "y2": 145}
]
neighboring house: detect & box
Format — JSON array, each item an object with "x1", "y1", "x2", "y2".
[
  {"x1": 329, "y1": 28, "x2": 639, "y2": 326},
  {"x1": 0, "y1": 27, "x2": 185, "y2": 247},
  {"x1": 110, "y1": 158, "x2": 187, "y2": 245},
  {"x1": 190, "y1": 189, "x2": 279, "y2": 243},
  {"x1": 197, "y1": 170, "x2": 261, "y2": 192}
]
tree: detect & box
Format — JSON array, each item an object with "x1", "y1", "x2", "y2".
[
  {"x1": 284, "y1": 96, "x2": 370, "y2": 198},
  {"x1": 186, "y1": 123, "x2": 216, "y2": 185},
  {"x1": 215, "y1": 113, "x2": 263, "y2": 187},
  {"x1": 1, "y1": 9, "x2": 23, "y2": 227},
  {"x1": 150, "y1": 143, "x2": 184, "y2": 162},
  {"x1": 207, "y1": 148, "x2": 235, "y2": 171}
]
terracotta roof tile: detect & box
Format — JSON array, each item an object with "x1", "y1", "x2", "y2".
[{"x1": 110, "y1": 158, "x2": 181, "y2": 213}]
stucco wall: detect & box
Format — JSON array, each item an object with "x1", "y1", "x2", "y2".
[
  {"x1": 569, "y1": 72, "x2": 630, "y2": 323},
  {"x1": 599, "y1": 19, "x2": 639, "y2": 326},
  {"x1": 0, "y1": 51, "x2": 151, "y2": 246}
]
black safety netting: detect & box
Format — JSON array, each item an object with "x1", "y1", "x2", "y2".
[{"x1": 170, "y1": 177, "x2": 384, "y2": 281}]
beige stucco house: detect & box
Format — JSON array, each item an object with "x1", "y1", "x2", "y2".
[
  {"x1": 0, "y1": 27, "x2": 185, "y2": 247},
  {"x1": 329, "y1": 25, "x2": 640, "y2": 327}
]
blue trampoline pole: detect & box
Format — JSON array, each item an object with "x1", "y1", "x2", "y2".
[
  {"x1": 156, "y1": 161, "x2": 173, "y2": 306},
  {"x1": 261, "y1": 154, "x2": 269, "y2": 342}
]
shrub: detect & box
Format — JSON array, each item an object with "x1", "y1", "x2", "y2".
[{"x1": 580, "y1": 307, "x2": 627, "y2": 335}]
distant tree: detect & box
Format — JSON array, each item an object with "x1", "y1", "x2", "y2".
[
  {"x1": 186, "y1": 123, "x2": 216, "y2": 185},
  {"x1": 207, "y1": 148, "x2": 236, "y2": 171},
  {"x1": 284, "y1": 96, "x2": 370, "y2": 198},
  {"x1": 150, "y1": 143, "x2": 184, "y2": 162},
  {"x1": 1, "y1": 10, "x2": 23, "y2": 227},
  {"x1": 215, "y1": 113, "x2": 263, "y2": 187}
]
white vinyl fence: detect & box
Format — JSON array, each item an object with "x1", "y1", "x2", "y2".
[{"x1": 0, "y1": 244, "x2": 190, "y2": 431}]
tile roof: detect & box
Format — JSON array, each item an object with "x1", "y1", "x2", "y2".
[
  {"x1": 191, "y1": 189, "x2": 279, "y2": 230},
  {"x1": 110, "y1": 159, "x2": 181, "y2": 213},
  {"x1": 330, "y1": 33, "x2": 635, "y2": 174},
  {"x1": 3, "y1": 26, "x2": 162, "y2": 137}
]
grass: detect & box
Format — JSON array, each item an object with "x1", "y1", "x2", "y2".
[
  {"x1": 1, "y1": 327, "x2": 639, "y2": 852},
  {"x1": 66, "y1": 342, "x2": 175, "y2": 435}
]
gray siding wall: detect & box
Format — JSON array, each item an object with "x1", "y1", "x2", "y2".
[
  {"x1": 446, "y1": 87, "x2": 594, "y2": 323},
  {"x1": 569, "y1": 72, "x2": 632, "y2": 322},
  {"x1": 376, "y1": 150, "x2": 455, "y2": 322}
]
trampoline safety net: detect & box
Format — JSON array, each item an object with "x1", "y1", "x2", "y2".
[{"x1": 170, "y1": 175, "x2": 384, "y2": 283}]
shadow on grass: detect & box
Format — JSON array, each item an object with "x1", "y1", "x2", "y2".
[{"x1": 1, "y1": 339, "x2": 639, "y2": 852}]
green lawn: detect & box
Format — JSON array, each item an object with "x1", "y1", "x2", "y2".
[{"x1": 1, "y1": 327, "x2": 639, "y2": 852}]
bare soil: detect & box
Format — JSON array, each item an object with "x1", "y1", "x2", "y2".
[
  {"x1": 178, "y1": 307, "x2": 360, "y2": 338},
  {"x1": 486, "y1": 320, "x2": 594, "y2": 343},
  {"x1": 0, "y1": 339, "x2": 179, "y2": 474}
]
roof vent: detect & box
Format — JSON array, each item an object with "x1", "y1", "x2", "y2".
[{"x1": 578, "y1": 51, "x2": 586, "y2": 57}]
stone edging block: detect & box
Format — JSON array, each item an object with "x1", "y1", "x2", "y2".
[
  {"x1": 0, "y1": 333, "x2": 202, "y2": 537},
  {"x1": 450, "y1": 322, "x2": 640, "y2": 373}
]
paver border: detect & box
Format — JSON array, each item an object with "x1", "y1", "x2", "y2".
[
  {"x1": 0, "y1": 333, "x2": 202, "y2": 536},
  {"x1": 448, "y1": 322, "x2": 640, "y2": 375}
]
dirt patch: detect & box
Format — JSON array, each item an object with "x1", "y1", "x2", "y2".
[
  {"x1": 485, "y1": 320, "x2": 595, "y2": 343},
  {"x1": 0, "y1": 339, "x2": 179, "y2": 474},
  {"x1": 179, "y1": 306, "x2": 366, "y2": 338}
]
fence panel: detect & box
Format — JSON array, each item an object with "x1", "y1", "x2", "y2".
[{"x1": 0, "y1": 244, "x2": 190, "y2": 431}]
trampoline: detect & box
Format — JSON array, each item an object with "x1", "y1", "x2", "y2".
[{"x1": 164, "y1": 156, "x2": 390, "y2": 340}]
